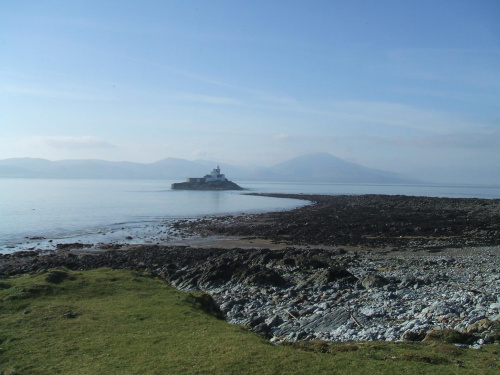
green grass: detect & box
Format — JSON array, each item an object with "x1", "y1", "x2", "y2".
[{"x1": 0, "y1": 268, "x2": 499, "y2": 374}]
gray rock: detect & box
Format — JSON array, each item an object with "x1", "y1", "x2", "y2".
[
  {"x1": 243, "y1": 315, "x2": 265, "y2": 328},
  {"x1": 422, "y1": 301, "x2": 458, "y2": 316},
  {"x1": 302, "y1": 268, "x2": 357, "y2": 286},
  {"x1": 265, "y1": 315, "x2": 283, "y2": 328},
  {"x1": 489, "y1": 302, "x2": 500, "y2": 310},
  {"x1": 301, "y1": 308, "x2": 351, "y2": 332},
  {"x1": 401, "y1": 330, "x2": 426, "y2": 341},
  {"x1": 252, "y1": 322, "x2": 270, "y2": 335},
  {"x1": 360, "y1": 274, "x2": 390, "y2": 289}
]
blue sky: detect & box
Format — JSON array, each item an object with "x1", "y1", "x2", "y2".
[{"x1": 1, "y1": 1, "x2": 499, "y2": 182}]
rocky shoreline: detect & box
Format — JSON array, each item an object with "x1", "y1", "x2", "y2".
[
  {"x1": 179, "y1": 193, "x2": 500, "y2": 250},
  {"x1": 1, "y1": 194, "x2": 499, "y2": 347}
]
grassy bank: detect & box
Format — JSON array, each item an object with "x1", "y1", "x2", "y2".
[{"x1": 0, "y1": 268, "x2": 498, "y2": 374}]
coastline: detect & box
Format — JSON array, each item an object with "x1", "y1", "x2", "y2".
[
  {"x1": 1, "y1": 194, "x2": 499, "y2": 346},
  {"x1": 1, "y1": 244, "x2": 499, "y2": 345},
  {"x1": 179, "y1": 193, "x2": 500, "y2": 250},
  {"x1": 0, "y1": 194, "x2": 309, "y2": 255}
]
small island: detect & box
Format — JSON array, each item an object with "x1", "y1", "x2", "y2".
[{"x1": 171, "y1": 165, "x2": 243, "y2": 190}]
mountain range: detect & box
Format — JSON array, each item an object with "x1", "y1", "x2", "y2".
[{"x1": 0, "y1": 153, "x2": 415, "y2": 184}]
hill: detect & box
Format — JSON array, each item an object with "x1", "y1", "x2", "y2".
[
  {"x1": 0, "y1": 157, "x2": 207, "y2": 180},
  {"x1": 0, "y1": 153, "x2": 414, "y2": 183},
  {"x1": 257, "y1": 153, "x2": 411, "y2": 183}
]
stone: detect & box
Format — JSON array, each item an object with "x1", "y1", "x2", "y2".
[
  {"x1": 360, "y1": 274, "x2": 390, "y2": 289},
  {"x1": 489, "y1": 303, "x2": 500, "y2": 310},
  {"x1": 244, "y1": 315, "x2": 265, "y2": 328},
  {"x1": 252, "y1": 322, "x2": 270, "y2": 335},
  {"x1": 401, "y1": 330, "x2": 426, "y2": 341},
  {"x1": 265, "y1": 315, "x2": 283, "y2": 328},
  {"x1": 303, "y1": 268, "x2": 357, "y2": 286},
  {"x1": 301, "y1": 309, "x2": 351, "y2": 332}
]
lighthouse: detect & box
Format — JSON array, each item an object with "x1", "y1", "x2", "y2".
[
  {"x1": 171, "y1": 165, "x2": 242, "y2": 190},
  {"x1": 204, "y1": 165, "x2": 227, "y2": 182}
]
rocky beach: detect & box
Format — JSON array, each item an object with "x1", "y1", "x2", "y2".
[{"x1": 1, "y1": 194, "x2": 499, "y2": 347}]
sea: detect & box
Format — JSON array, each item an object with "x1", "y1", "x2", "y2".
[{"x1": 1, "y1": 178, "x2": 499, "y2": 254}]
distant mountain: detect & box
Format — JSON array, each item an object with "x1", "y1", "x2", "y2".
[
  {"x1": 0, "y1": 153, "x2": 415, "y2": 183},
  {"x1": 254, "y1": 153, "x2": 413, "y2": 183},
  {"x1": 0, "y1": 157, "x2": 207, "y2": 180}
]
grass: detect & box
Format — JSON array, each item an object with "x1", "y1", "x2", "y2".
[{"x1": 0, "y1": 268, "x2": 499, "y2": 374}]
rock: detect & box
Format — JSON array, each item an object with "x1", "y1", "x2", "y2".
[
  {"x1": 252, "y1": 322, "x2": 270, "y2": 335},
  {"x1": 399, "y1": 275, "x2": 420, "y2": 288},
  {"x1": 301, "y1": 309, "x2": 351, "y2": 332},
  {"x1": 303, "y1": 268, "x2": 357, "y2": 286},
  {"x1": 272, "y1": 323, "x2": 299, "y2": 339},
  {"x1": 56, "y1": 243, "x2": 93, "y2": 250},
  {"x1": 467, "y1": 318, "x2": 492, "y2": 334},
  {"x1": 360, "y1": 274, "x2": 390, "y2": 289},
  {"x1": 489, "y1": 303, "x2": 500, "y2": 310},
  {"x1": 401, "y1": 330, "x2": 426, "y2": 341},
  {"x1": 266, "y1": 315, "x2": 284, "y2": 328},
  {"x1": 489, "y1": 313, "x2": 500, "y2": 322},
  {"x1": 243, "y1": 268, "x2": 287, "y2": 287},
  {"x1": 422, "y1": 301, "x2": 458, "y2": 316},
  {"x1": 244, "y1": 315, "x2": 265, "y2": 328},
  {"x1": 359, "y1": 307, "x2": 386, "y2": 318}
]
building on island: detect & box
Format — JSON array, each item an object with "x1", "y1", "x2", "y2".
[
  {"x1": 171, "y1": 166, "x2": 242, "y2": 190},
  {"x1": 186, "y1": 165, "x2": 227, "y2": 184}
]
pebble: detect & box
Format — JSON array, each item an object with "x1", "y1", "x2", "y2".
[{"x1": 205, "y1": 246, "x2": 500, "y2": 344}]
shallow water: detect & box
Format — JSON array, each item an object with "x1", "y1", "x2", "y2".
[
  {"x1": 1, "y1": 178, "x2": 499, "y2": 253},
  {"x1": 0, "y1": 179, "x2": 305, "y2": 252},
  {"x1": 241, "y1": 181, "x2": 500, "y2": 199}
]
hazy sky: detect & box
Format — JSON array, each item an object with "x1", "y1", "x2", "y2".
[{"x1": 1, "y1": 1, "x2": 499, "y2": 182}]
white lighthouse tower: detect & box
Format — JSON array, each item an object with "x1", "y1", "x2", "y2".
[{"x1": 204, "y1": 165, "x2": 227, "y2": 182}]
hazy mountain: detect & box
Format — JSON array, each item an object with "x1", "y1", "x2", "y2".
[
  {"x1": 257, "y1": 153, "x2": 412, "y2": 183},
  {"x1": 0, "y1": 157, "x2": 206, "y2": 179},
  {"x1": 0, "y1": 153, "x2": 415, "y2": 183}
]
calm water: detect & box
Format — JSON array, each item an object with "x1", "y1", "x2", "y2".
[
  {"x1": 1, "y1": 179, "x2": 499, "y2": 252},
  {"x1": 242, "y1": 181, "x2": 500, "y2": 198}
]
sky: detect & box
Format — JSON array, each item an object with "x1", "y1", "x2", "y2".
[{"x1": 1, "y1": 1, "x2": 499, "y2": 183}]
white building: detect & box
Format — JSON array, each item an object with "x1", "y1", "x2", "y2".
[{"x1": 204, "y1": 165, "x2": 227, "y2": 182}]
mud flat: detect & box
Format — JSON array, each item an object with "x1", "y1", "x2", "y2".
[{"x1": 1, "y1": 194, "x2": 499, "y2": 347}]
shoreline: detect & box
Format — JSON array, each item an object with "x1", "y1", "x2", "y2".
[
  {"x1": 1, "y1": 244, "x2": 499, "y2": 346},
  {"x1": 5, "y1": 192, "x2": 499, "y2": 255},
  {"x1": 3, "y1": 191, "x2": 499, "y2": 255},
  {"x1": 0, "y1": 197, "x2": 311, "y2": 255},
  {"x1": 1, "y1": 193, "x2": 499, "y2": 346},
  {"x1": 178, "y1": 193, "x2": 500, "y2": 250}
]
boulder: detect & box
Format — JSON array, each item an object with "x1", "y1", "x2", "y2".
[
  {"x1": 401, "y1": 330, "x2": 426, "y2": 341},
  {"x1": 301, "y1": 309, "x2": 351, "y2": 332},
  {"x1": 360, "y1": 274, "x2": 390, "y2": 289},
  {"x1": 304, "y1": 268, "x2": 357, "y2": 286}
]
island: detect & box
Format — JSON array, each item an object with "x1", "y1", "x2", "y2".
[{"x1": 171, "y1": 165, "x2": 243, "y2": 190}]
